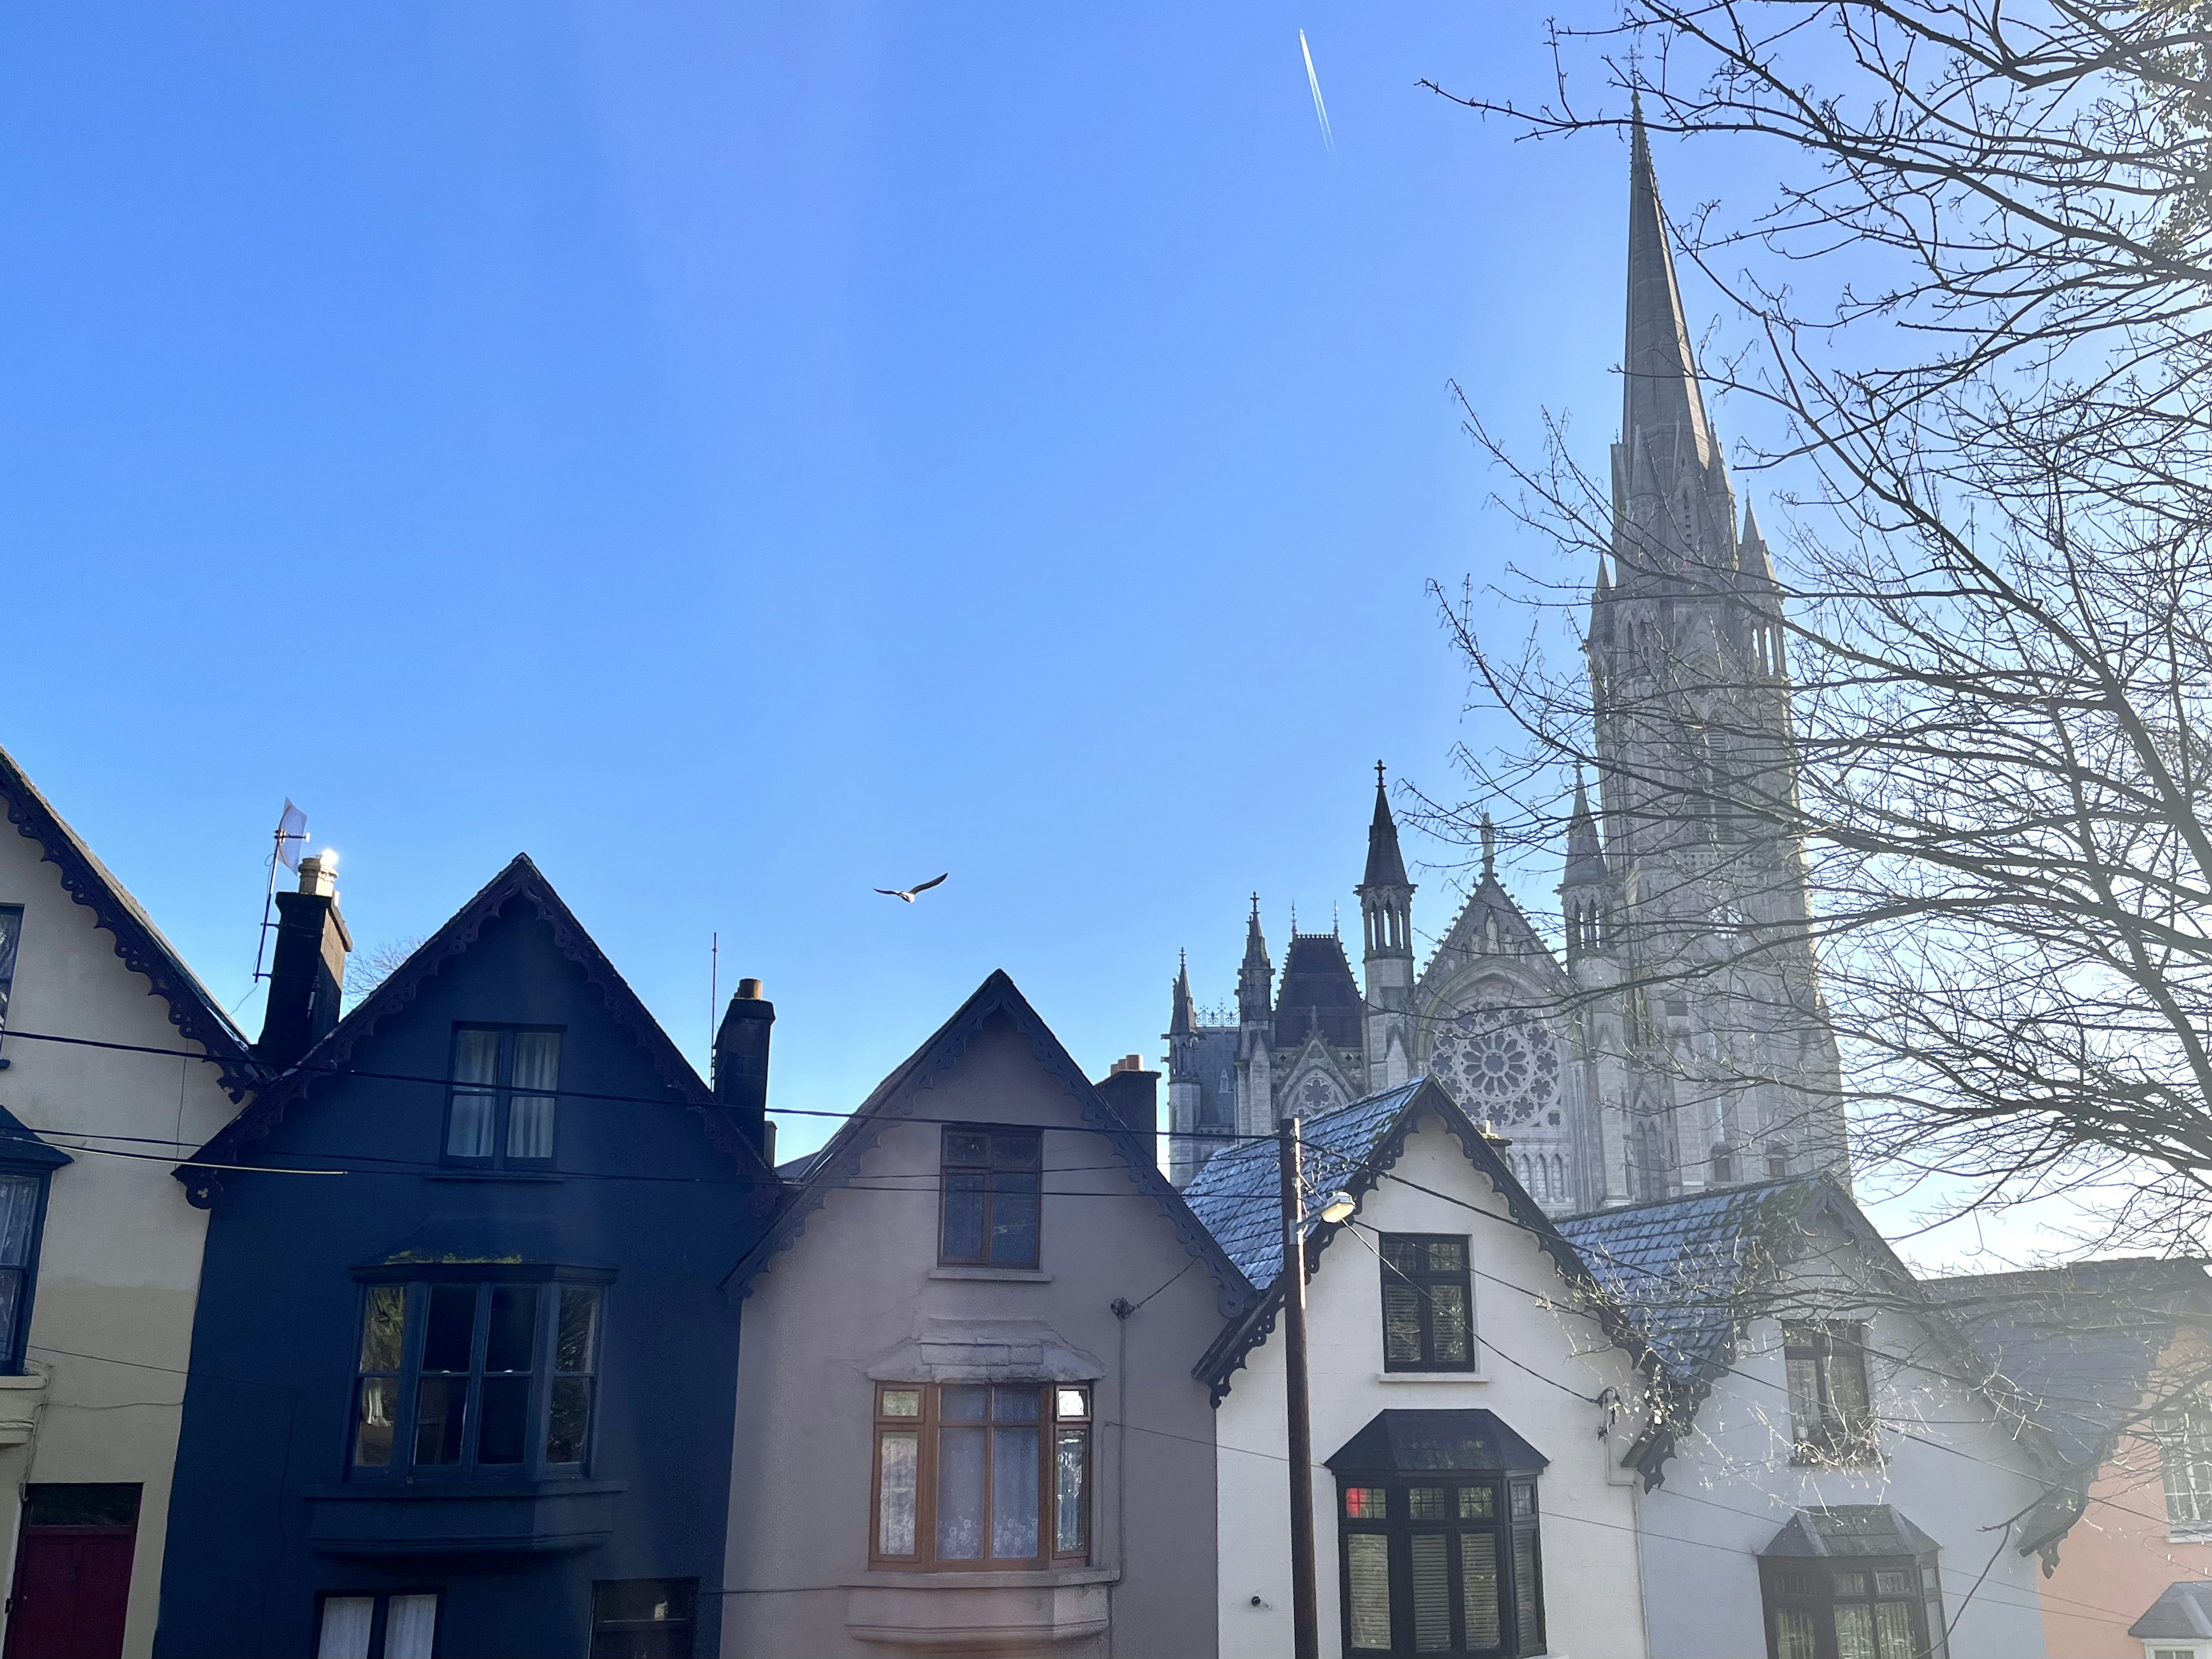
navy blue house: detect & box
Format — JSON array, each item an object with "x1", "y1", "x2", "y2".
[{"x1": 155, "y1": 855, "x2": 779, "y2": 1659}]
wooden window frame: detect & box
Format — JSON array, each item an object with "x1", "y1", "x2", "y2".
[
  {"x1": 0, "y1": 904, "x2": 21, "y2": 1038},
  {"x1": 936, "y1": 1126, "x2": 1043, "y2": 1268},
  {"x1": 1783, "y1": 1322, "x2": 1879, "y2": 1466},
  {"x1": 441, "y1": 1025, "x2": 563, "y2": 1171},
  {"x1": 1377, "y1": 1233, "x2": 1476, "y2": 1373},
  {"x1": 869, "y1": 1381, "x2": 1090, "y2": 1571},
  {"x1": 1758, "y1": 1554, "x2": 1945, "y2": 1659},
  {"x1": 346, "y1": 1274, "x2": 605, "y2": 1483},
  {"x1": 1335, "y1": 1474, "x2": 1544, "y2": 1657}
]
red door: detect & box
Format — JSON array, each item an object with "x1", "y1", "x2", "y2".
[{"x1": 3, "y1": 1525, "x2": 136, "y2": 1659}]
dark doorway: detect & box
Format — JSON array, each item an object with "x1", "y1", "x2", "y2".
[{"x1": 3, "y1": 1485, "x2": 141, "y2": 1659}]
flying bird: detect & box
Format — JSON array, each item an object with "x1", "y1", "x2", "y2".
[
  {"x1": 876, "y1": 873, "x2": 949, "y2": 904},
  {"x1": 1298, "y1": 29, "x2": 1335, "y2": 155}
]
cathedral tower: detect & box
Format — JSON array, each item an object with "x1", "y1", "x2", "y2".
[
  {"x1": 1233, "y1": 897, "x2": 1276, "y2": 1137},
  {"x1": 1357, "y1": 763, "x2": 1416, "y2": 1092},
  {"x1": 1580, "y1": 103, "x2": 1848, "y2": 1199}
]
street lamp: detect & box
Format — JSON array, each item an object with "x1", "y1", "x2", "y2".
[{"x1": 1278, "y1": 1119, "x2": 1321, "y2": 1659}]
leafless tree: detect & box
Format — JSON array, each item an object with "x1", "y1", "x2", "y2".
[
  {"x1": 343, "y1": 935, "x2": 425, "y2": 1007},
  {"x1": 1424, "y1": 0, "x2": 2212, "y2": 1249}
]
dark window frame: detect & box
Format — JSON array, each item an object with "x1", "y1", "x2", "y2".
[
  {"x1": 1783, "y1": 1322, "x2": 1879, "y2": 1466},
  {"x1": 937, "y1": 1126, "x2": 1043, "y2": 1268},
  {"x1": 589, "y1": 1577, "x2": 698, "y2": 1659},
  {"x1": 345, "y1": 1271, "x2": 605, "y2": 1484},
  {"x1": 1335, "y1": 1474, "x2": 1544, "y2": 1657},
  {"x1": 1758, "y1": 1553, "x2": 1946, "y2": 1659},
  {"x1": 0, "y1": 1152, "x2": 62, "y2": 1377},
  {"x1": 441, "y1": 1025, "x2": 563, "y2": 1171},
  {"x1": 1378, "y1": 1233, "x2": 1476, "y2": 1373},
  {"x1": 0, "y1": 903, "x2": 22, "y2": 1041},
  {"x1": 312, "y1": 1588, "x2": 443, "y2": 1659},
  {"x1": 869, "y1": 1381, "x2": 1090, "y2": 1572}
]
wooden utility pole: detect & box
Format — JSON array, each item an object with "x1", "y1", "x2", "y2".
[{"x1": 1278, "y1": 1115, "x2": 1320, "y2": 1659}]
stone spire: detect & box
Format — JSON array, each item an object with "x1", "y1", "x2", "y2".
[
  {"x1": 1738, "y1": 501, "x2": 1778, "y2": 586},
  {"x1": 1564, "y1": 771, "x2": 1605, "y2": 888},
  {"x1": 1361, "y1": 761, "x2": 1410, "y2": 889},
  {"x1": 1355, "y1": 767, "x2": 1418, "y2": 1093},
  {"x1": 1236, "y1": 896, "x2": 1273, "y2": 1027},
  {"x1": 1169, "y1": 950, "x2": 1196, "y2": 1037},
  {"x1": 1622, "y1": 96, "x2": 1715, "y2": 480}
]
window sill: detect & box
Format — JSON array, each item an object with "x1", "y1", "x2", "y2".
[
  {"x1": 425, "y1": 1171, "x2": 565, "y2": 1184},
  {"x1": 1377, "y1": 1370, "x2": 1488, "y2": 1384},
  {"x1": 0, "y1": 1370, "x2": 45, "y2": 1448},
  {"x1": 843, "y1": 1566, "x2": 1116, "y2": 1649},
  {"x1": 2169, "y1": 1526, "x2": 2212, "y2": 1544},
  {"x1": 1788, "y1": 1447, "x2": 1884, "y2": 1469},
  {"x1": 927, "y1": 1266, "x2": 1053, "y2": 1283},
  {"x1": 302, "y1": 1478, "x2": 625, "y2": 1558}
]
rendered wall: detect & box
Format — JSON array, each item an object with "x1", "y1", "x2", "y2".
[
  {"x1": 1213, "y1": 1120, "x2": 1649, "y2": 1659},
  {"x1": 723, "y1": 1013, "x2": 1226, "y2": 1659}
]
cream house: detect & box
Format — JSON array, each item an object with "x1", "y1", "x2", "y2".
[
  {"x1": 0, "y1": 745, "x2": 258, "y2": 1658},
  {"x1": 1187, "y1": 1077, "x2": 1650, "y2": 1659}
]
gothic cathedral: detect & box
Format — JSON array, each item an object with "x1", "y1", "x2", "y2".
[{"x1": 1164, "y1": 112, "x2": 1849, "y2": 1214}]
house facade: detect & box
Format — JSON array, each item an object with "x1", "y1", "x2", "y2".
[
  {"x1": 1187, "y1": 1078, "x2": 1649, "y2": 1659},
  {"x1": 722, "y1": 971, "x2": 1245, "y2": 1657},
  {"x1": 155, "y1": 854, "x2": 779, "y2": 1658},
  {"x1": 0, "y1": 744, "x2": 259, "y2": 1659},
  {"x1": 1562, "y1": 1180, "x2": 2063, "y2": 1659}
]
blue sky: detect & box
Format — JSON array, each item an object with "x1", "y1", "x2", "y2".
[{"x1": 0, "y1": 9, "x2": 1775, "y2": 1169}]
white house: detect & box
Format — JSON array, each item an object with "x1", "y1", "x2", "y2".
[
  {"x1": 0, "y1": 744, "x2": 259, "y2": 1657},
  {"x1": 1559, "y1": 1179, "x2": 2072, "y2": 1659},
  {"x1": 1185, "y1": 1077, "x2": 1650, "y2": 1659}
]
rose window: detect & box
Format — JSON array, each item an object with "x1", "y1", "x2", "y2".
[{"x1": 1428, "y1": 1002, "x2": 1561, "y2": 1126}]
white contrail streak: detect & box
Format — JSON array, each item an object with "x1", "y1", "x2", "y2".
[{"x1": 1298, "y1": 29, "x2": 1335, "y2": 154}]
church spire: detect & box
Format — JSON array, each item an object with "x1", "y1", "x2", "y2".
[
  {"x1": 1237, "y1": 895, "x2": 1273, "y2": 1027},
  {"x1": 1623, "y1": 97, "x2": 1715, "y2": 478},
  {"x1": 1362, "y1": 762, "x2": 1411, "y2": 889},
  {"x1": 1169, "y1": 950, "x2": 1196, "y2": 1037}
]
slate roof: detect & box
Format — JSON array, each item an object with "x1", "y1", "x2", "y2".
[
  {"x1": 0, "y1": 742, "x2": 257, "y2": 1100},
  {"x1": 725, "y1": 970, "x2": 1256, "y2": 1319},
  {"x1": 1555, "y1": 1178, "x2": 1835, "y2": 1381},
  {"x1": 1273, "y1": 933, "x2": 1364, "y2": 1051},
  {"x1": 2131, "y1": 1579, "x2": 2212, "y2": 1640},
  {"x1": 1762, "y1": 1506, "x2": 1940, "y2": 1560},
  {"x1": 1925, "y1": 1257, "x2": 2212, "y2": 1469}
]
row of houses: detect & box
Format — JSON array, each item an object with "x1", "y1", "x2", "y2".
[{"x1": 0, "y1": 744, "x2": 2208, "y2": 1658}]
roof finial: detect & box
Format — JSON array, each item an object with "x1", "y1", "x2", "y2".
[
  {"x1": 1376, "y1": 759, "x2": 1387, "y2": 789},
  {"x1": 1480, "y1": 812, "x2": 1497, "y2": 882}
]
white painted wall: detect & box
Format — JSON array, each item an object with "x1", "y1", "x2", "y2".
[
  {"x1": 1215, "y1": 1121, "x2": 1649, "y2": 1659},
  {"x1": 0, "y1": 819, "x2": 244, "y2": 1658},
  {"x1": 1633, "y1": 1226, "x2": 2053, "y2": 1659}
]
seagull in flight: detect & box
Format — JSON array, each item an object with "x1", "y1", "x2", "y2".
[{"x1": 876, "y1": 873, "x2": 949, "y2": 904}]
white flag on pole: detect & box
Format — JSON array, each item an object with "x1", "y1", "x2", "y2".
[{"x1": 276, "y1": 800, "x2": 309, "y2": 871}]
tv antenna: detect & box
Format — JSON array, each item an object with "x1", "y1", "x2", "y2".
[{"x1": 251, "y1": 800, "x2": 311, "y2": 984}]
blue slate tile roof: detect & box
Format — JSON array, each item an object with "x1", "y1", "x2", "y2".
[
  {"x1": 1183, "y1": 1078, "x2": 1426, "y2": 1290},
  {"x1": 1554, "y1": 1178, "x2": 1832, "y2": 1381},
  {"x1": 1925, "y1": 1257, "x2": 2211, "y2": 1468},
  {"x1": 2131, "y1": 1578, "x2": 2212, "y2": 1640}
]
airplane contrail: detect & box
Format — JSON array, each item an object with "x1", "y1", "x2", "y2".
[{"x1": 1298, "y1": 29, "x2": 1335, "y2": 154}]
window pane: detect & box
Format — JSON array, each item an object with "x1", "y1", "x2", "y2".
[
  {"x1": 991, "y1": 1425, "x2": 1040, "y2": 1558},
  {"x1": 421, "y1": 1285, "x2": 478, "y2": 1373},
  {"x1": 1512, "y1": 1527, "x2": 1541, "y2": 1646},
  {"x1": 945, "y1": 1131, "x2": 988, "y2": 1166},
  {"x1": 881, "y1": 1388, "x2": 922, "y2": 1419},
  {"x1": 1346, "y1": 1535, "x2": 1392, "y2": 1652},
  {"x1": 941, "y1": 1384, "x2": 988, "y2": 1422},
  {"x1": 413, "y1": 1376, "x2": 466, "y2": 1466},
  {"x1": 1457, "y1": 1487, "x2": 1494, "y2": 1519},
  {"x1": 447, "y1": 1091, "x2": 497, "y2": 1159},
  {"x1": 991, "y1": 1132, "x2": 1040, "y2": 1169},
  {"x1": 0, "y1": 1272, "x2": 28, "y2": 1365},
  {"x1": 1873, "y1": 1571, "x2": 1912, "y2": 1596},
  {"x1": 453, "y1": 1028, "x2": 501, "y2": 1086},
  {"x1": 878, "y1": 1431, "x2": 919, "y2": 1555},
  {"x1": 1873, "y1": 1601, "x2": 1916, "y2": 1659},
  {"x1": 556, "y1": 1288, "x2": 600, "y2": 1374},
  {"x1": 1925, "y1": 1597, "x2": 1949, "y2": 1659},
  {"x1": 1408, "y1": 1487, "x2": 1446, "y2": 1520},
  {"x1": 1430, "y1": 1285, "x2": 1472, "y2": 1366},
  {"x1": 0, "y1": 1177, "x2": 39, "y2": 1268},
  {"x1": 1824, "y1": 1340, "x2": 1871, "y2": 1422},
  {"x1": 935, "y1": 1426, "x2": 986, "y2": 1559},
  {"x1": 1409, "y1": 1533, "x2": 1450, "y2": 1652},
  {"x1": 358, "y1": 1286, "x2": 406, "y2": 1372},
  {"x1": 1383, "y1": 1282, "x2": 1423, "y2": 1365},
  {"x1": 1382, "y1": 1236, "x2": 1422, "y2": 1274},
  {"x1": 1834, "y1": 1603, "x2": 1877, "y2": 1659},
  {"x1": 316, "y1": 1597, "x2": 375, "y2": 1659},
  {"x1": 1786, "y1": 1354, "x2": 1821, "y2": 1442},
  {"x1": 987, "y1": 1172, "x2": 1039, "y2": 1266},
  {"x1": 486, "y1": 1286, "x2": 539, "y2": 1374},
  {"x1": 384, "y1": 1594, "x2": 438, "y2": 1659},
  {"x1": 1426, "y1": 1238, "x2": 1466, "y2": 1273},
  {"x1": 1509, "y1": 1483, "x2": 1534, "y2": 1520},
  {"x1": 478, "y1": 1374, "x2": 530, "y2": 1464},
  {"x1": 993, "y1": 1385, "x2": 1040, "y2": 1422},
  {"x1": 1055, "y1": 1387, "x2": 1088, "y2": 1420},
  {"x1": 1775, "y1": 1608, "x2": 1819, "y2": 1659},
  {"x1": 353, "y1": 1377, "x2": 399, "y2": 1468},
  {"x1": 547, "y1": 1377, "x2": 593, "y2": 1464},
  {"x1": 507, "y1": 1094, "x2": 556, "y2": 1161},
  {"x1": 1833, "y1": 1572, "x2": 1867, "y2": 1596},
  {"x1": 941, "y1": 1172, "x2": 986, "y2": 1260},
  {"x1": 1055, "y1": 1429, "x2": 1087, "y2": 1554},
  {"x1": 1461, "y1": 1533, "x2": 1501, "y2": 1649},
  {"x1": 1344, "y1": 1486, "x2": 1386, "y2": 1519},
  {"x1": 510, "y1": 1031, "x2": 560, "y2": 1093}
]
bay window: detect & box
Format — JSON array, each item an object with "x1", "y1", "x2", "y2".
[
  {"x1": 1338, "y1": 1475, "x2": 1544, "y2": 1656},
  {"x1": 1759, "y1": 1506, "x2": 1946, "y2": 1659},
  {"x1": 871, "y1": 1381, "x2": 1089, "y2": 1569},
  {"x1": 349, "y1": 1277, "x2": 602, "y2": 1479}
]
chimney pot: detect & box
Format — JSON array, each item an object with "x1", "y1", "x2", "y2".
[{"x1": 737, "y1": 978, "x2": 763, "y2": 1000}]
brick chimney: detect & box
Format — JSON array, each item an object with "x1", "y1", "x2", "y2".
[
  {"x1": 257, "y1": 853, "x2": 351, "y2": 1069},
  {"x1": 713, "y1": 978, "x2": 775, "y2": 1166},
  {"x1": 1094, "y1": 1053, "x2": 1159, "y2": 1161}
]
